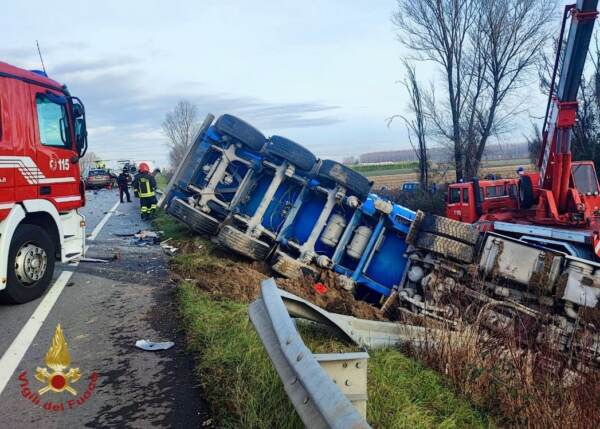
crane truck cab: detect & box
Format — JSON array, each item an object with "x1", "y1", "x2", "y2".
[
  {"x1": 0, "y1": 61, "x2": 87, "y2": 303},
  {"x1": 446, "y1": 178, "x2": 520, "y2": 223}
]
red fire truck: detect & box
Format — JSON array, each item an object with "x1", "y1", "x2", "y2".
[
  {"x1": 447, "y1": 0, "x2": 600, "y2": 261},
  {"x1": 0, "y1": 61, "x2": 87, "y2": 303}
]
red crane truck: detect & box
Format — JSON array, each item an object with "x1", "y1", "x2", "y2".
[
  {"x1": 446, "y1": 0, "x2": 600, "y2": 261},
  {"x1": 0, "y1": 61, "x2": 87, "y2": 303}
]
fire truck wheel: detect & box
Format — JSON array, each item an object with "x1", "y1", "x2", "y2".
[
  {"x1": 420, "y1": 214, "x2": 480, "y2": 245},
  {"x1": 0, "y1": 224, "x2": 55, "y2": 304},
  {"x1": 214, "y1": 114, "x2": 267, "y2": 151},
  {"x1": 316, "y1": 160, "x2": 373, "y2": 199},
  {"x1": 518, "y1": 175, "x2": 534, "y2": 209},
  {"x1": 265, "y1": 136, "x2": 318, "y2": 172},
  {"x1": 216, "y1": 225, "x2": 271, "y2": 260},
  {"x1": 167, "y1": 198, "x2": 220, "y2": 236},
  {"x1": 415, "y1": 232, "x2": 474, "y2": 264}
]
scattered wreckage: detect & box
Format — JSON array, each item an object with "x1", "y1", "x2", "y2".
[{"x1": 160, "y1": 113, "x2": 600, "y2": 371}]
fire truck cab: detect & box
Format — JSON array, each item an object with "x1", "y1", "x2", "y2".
[{"x1": 0, "y1": 62, "x2": 87, "y2": 303}]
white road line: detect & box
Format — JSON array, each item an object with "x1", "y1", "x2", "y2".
[
  {"x1": 0, "y1": 270, "x2": 74, "y2": 395},
  {"x1": 0, "y1": 198, "x2": 119, "y2": 395},
  {"x1": 88, "y1": 200, "x2": 120, "y2": 241}
]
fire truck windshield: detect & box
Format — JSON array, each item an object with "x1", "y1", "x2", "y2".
[{"x1": 572, "y1": 163, "x2": 599, "y2": 194}]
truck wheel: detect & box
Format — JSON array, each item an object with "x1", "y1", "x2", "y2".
[
  {"x1": 265, "y1": 136, "x2": 317, "y2": 172},
  {"x1": 415, "y1": 232, "x2": 474, "y2": 264},
  {"x1": 519, "y1": 175, "x2": 534, "y2": 209},
  {"x1": 216, "y1": 225, "x2": 271, "y2": 260},
  {"x1": 167, "y1": 198, "x2": 220, "y2": 236},
  {"x1": 317, "y1": 160, "x2": 372, "y2": 199},
  {"x1": 271, "y1": 252, "x2": 318, "y2": 279},
  {"x1": 420, "y1": 214, "x2": 480, "y2": 245},
  {"x1": 405, "y1": 210, "x2": 425, "y2": 245},
  {"x1": 214, "y1": 114, "x2": 267, "y2": 151},
  {"x1": 0, "y1": 224, "x2": 55, "y2": 304}
]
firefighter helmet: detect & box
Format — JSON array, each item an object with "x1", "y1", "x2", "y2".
[{"x1": 138, "y1": 162, "x2": 150, "y2": 173}]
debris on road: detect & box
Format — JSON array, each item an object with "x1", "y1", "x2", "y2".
[
  {"x1": 160, "y1": 237, "x2": 179, "y2": 254},
  {"x1": 130, "y1": 229, "x2": 163, "y2": 246},
  {"x1": 161, "y1": 244, "x2": 179, "y2": 255},
  {"x1": 135, "y1": 230, "x2": 161, "y2": 239},
  {"x1": 79, "y1": 256, "x2": 115, "y2": 263},
  {"x1": 135, "y1": 339, "x2": 175, "y2": 351}
]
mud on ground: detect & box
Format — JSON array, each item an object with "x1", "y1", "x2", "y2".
[{"x1": 170, "y1": 237, "x2": 385, "y2": 321}]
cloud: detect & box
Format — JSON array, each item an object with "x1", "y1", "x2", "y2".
[
  {"x1": 57, "y1": 66, "x2": 343, "y2": 166},
  {"x1": 51, "y1": 56, "x2": 138, "y2": 75},
  {"x1": 0, "y1": 42, "x2": 89, "y2": 63}
]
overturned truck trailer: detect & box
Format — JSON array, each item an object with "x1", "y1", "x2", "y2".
[{"x1": 161, "y1": 113, "x2": 600, "y2": 365}]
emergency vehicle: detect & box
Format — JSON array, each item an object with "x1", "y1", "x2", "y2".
[{"x1": 0, "y1": 61, "x2": 87, "y2": 303}]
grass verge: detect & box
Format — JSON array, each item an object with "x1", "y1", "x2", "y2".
[
  {"x1": 177, "y1": 282, "x2": 493, "y2": 429},
  {"x1": 163, "y1": 209, "x2": 494, "y2": 428}
]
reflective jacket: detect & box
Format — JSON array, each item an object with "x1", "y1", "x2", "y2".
[{"x1": 132, "y1": 172, "x2": 156, "y2": 198}]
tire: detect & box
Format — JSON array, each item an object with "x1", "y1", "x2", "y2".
[
  {"x1": 317, "y1": 160, "x2": 372, "y2": 199},
  {"x1": 167, "y1": 198, "x2": 219, "y2": 236},
  {"x1": 519, "y1": 175, "x2": 534, "y2": 209},
  {"x1": 0, "y1": 224, "x2": 55, "y2": 304},
  {"x1": 415, "y1": 232, "x2": 474, "y2": 263},
  {"x1": 406, "y1": 210, "x2": 425, "y2": 245},
  {"x1": 271, "y1": 252, "x2": 318, "y2": 279},
  {"x1": 216, "y1": 225, "x2": 271, "y2": 260},
  {"x1": 265, "y1": 136, "x2": 317, "y2": 172},
  {"x1": 420, "y1": 214, "x2": 480, "y2": 245},
  {"x1": 214, "y1": 114, "x2": 267, "y2": 151}
]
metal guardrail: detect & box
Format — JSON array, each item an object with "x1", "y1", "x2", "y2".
[
  {"x1": 249, "y1": 278, "x2": 371, "y2": 429},
  {"x1": 278, "y1": 289, "x2": 430, "y2": 349}
]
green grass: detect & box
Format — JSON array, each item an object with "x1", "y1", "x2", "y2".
[
  {"x1": 153, "y1": 208, "x2": 193, "y2": 241},
  {"x1": 349, "y1": 158, "x2": 532, "y2": 178},
  {"x1": 155, "y1": 172, "x2": 169, "y2": 190},
  {"x1": 351, "y1": 162, "x2": 419, "y2": 174},
  {"x1": 177, "y1": 281, "x2": 494, "y2": 429}
]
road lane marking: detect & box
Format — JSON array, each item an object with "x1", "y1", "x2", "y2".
[
  {"x1": 0, "y1": 271, "x2": 73, "y2": 395},
  {"x1": 0, "y1": 198, "x2": 120, "y2": 395},
  {"x1": 88, "y1": 200, "x2": 120, "y2": 241}
]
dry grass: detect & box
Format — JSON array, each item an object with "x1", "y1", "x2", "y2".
[{"x1": 409, "y1": 319, "x2": 600, "y2": 429}]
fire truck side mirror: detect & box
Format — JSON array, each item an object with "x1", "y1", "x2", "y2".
[{"x1": 72, "y1": 103, "x2": 84, "y2": 118}]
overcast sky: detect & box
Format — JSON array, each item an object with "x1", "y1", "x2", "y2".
[{"x1": 2, "y1": 0, "x2": 553, "y2": 168}]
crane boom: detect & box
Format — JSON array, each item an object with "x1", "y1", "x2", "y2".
[{"x1": 538, "y1": 0, "x2": 598, "y2": 213}]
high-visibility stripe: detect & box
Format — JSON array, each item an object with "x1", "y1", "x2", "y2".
[
  {"x1": 138, "y1": 178, "x2": 155, "y2": 198},
  {"x1": 0, "y1": 156, "x2": 76, "y2": 185},
  {"x1": 54, "y1": 195, "x2": 81, "y2": 203}
]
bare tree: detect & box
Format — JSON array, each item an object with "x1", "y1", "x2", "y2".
[
  {"x1": 389, "y1": 60, "x2": 429, "y2": 187},
  {"x1": 162, "y1": 100, "x2": 199, "y2": 168},
  {"x1": 393, "y1": 0, "x2": 557, "y2": 180},
  {"x1": 79, "y1": 151, "x2": 98, "y2": 176}
]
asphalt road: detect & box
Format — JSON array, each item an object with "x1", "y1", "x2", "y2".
[{"x1": 0, "y1": 189, "x2": 207, "y2": 428}]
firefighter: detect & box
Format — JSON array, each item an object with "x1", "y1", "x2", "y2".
[
  {"x1": 117, "y1": 167, "x2": 132, "y2": 203},
  {"x1": 132, "y1": 163, "x2": 157, "y2": 220}
]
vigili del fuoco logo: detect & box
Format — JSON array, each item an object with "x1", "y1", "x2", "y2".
[{"x1": 18, "y1": 324, "x2": 98, "y2": 411}]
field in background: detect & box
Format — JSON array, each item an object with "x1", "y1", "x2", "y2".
[{"x1": 358, "y1": 159, "x2": 535, "y2": 189}]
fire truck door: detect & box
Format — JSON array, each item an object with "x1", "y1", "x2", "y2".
[{"x1": 30, "y1": 89, "x2": 81, "y2": 211}]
